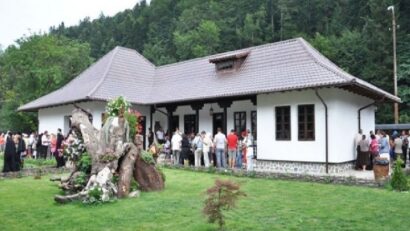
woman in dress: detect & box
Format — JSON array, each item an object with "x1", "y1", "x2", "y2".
[
  {"x1": 357, "y1": 135, "x2": 370, "y2": 171},
  {"x1": 2, "y1": 132, "x2": 16, "y2": 172},
  {"x1": 180, "y1": 134, "x2": 191, "y2": 166},
  {"x1": 50, "y1": 133, "x2": 59, "y2": 167},
  {"x1": 15, "y1": 134, "x2": 26, "y2": 170}
]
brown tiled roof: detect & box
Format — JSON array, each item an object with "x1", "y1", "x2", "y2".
[{"x1": 18, "y1": 38, "x2": 400, "y2": 111}]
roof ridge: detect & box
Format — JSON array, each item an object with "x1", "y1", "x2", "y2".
[
  {"x1": 156, "y1": 38, "x2": 300, "y2": 69},
  {"x1": 297, "y1": 38, "x2": 354, "y2": 82},
  {"x1": 115, "y1": 46, "x2": 156, "y2": 68},
  {"x1": 87, "y1": 47, "x2": 120, "y2": 98}
]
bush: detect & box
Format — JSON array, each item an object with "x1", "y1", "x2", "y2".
[
  {"x1": 86, "y1": 187, "x2": 103, "y2": 204},
  {"x1": 141, "y1": 150, "x2": 155, "y2": 165},
  {"x1": 390, "y1": 157, "x2": 409, "y2": 191},
  {"x1": 74, "y1": 172, "x2": 88, "y2": 186},
  {"x1": 203, "y1": 179, "x2": 246, "y2": 229},
  {"x1": 78, "y1": 153, "x2": 91, "y2": 173}
]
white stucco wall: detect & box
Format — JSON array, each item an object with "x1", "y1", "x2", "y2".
[
  {"x1": 152, "y1": 100, "x2": 256, "y2": 135},
  {"x1": 257, "y1": 88, "x2": 375, "y2": 163},
  {"x1": 38, "y1": 101, "x2": 107, "y2": 135},
  {"x1": 38, "y1": 88, "x2": 376, "y2": 164},
  {"x1": 38, "y1": 102, "x2": 153, "y2": 143}
]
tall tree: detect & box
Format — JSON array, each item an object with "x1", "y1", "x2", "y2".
[{"x1": 0, "y1": 35, "x2": 92, "y2": 131}]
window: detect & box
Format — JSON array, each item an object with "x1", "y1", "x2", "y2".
[
  {"x1": 251, "y1": 111, "x2": 257, "y2": 140},
  {"x1": 216, "y1": 60, "x2": 234, "y2": 71},
  {"x1": 276, "y1": 106, "x2": 291, "y2": 140},
  {"x1": 298, "y1": 105, "x2": 315, "y2": 140},
  {"x1": 184, "y1": 114, "x2": 197, "y2": 135},
  {"x1": 234, "y1": 112, "x2": 246, "y2": 135},
  {"x1": 209, "y1": 51, "x2": 249, "y2": 72}
]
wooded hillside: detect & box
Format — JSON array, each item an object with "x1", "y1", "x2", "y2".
[{"x1": 0, "y1": 0, "x2": 409, "y2": 131}]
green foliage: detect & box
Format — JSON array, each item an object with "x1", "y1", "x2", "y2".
[
  {"x1": 78, "y1": 152, "x2": 92, "y2": 173},
  {"x1": 87, "y1": 186, "x2": 103, "y2": 203},
  {"x1": 203, "y1": 179, "x2": 246, "y2": 229},
  {"x1": 112, "y1": 175, "x2": 119, "y2": 184},
  {"x1": 105, "y1": 96, "x2": 131, "y2": 117},
  {"x1": 390, "y1": 157, "x2": 409, "y2": 191},
  {"x1": 23, "y1": 158, "x2": 56, "y2": 167},
  {"x1": 130, "y1": 178, "x2": 139, "y2": 191},
  {"x1": 74, "y1": 172, "x2": 88, "y2": 186},
  {"x1": 124, "y1": 111, "x2": 137, "y2": 141},
  {"x1": 141, "y1": 150, "x2": 155, "y2": 165},
  {"x1": 0, "y1": 34, "x2": 92, "y2": 131}
]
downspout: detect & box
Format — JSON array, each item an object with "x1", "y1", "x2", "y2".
[
  {"x1": 357, "y1": 97, "x2": 384, "y2": 132},
  {"x1": 315, "y1": 89, "x2": 329, "y2": 174}
]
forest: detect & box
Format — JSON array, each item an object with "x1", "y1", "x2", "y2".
[{"x1": 0, "y1": 0, "x2": 409, "y2": 132}]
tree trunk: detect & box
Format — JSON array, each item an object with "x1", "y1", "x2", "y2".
[
  {"x1": 134, "y1": 155, "x2": 164, "y2": 191},
  {"x1": 54, "y1": 109, "x2": 164, "y2": 203},
  {"x1": 117, "y1": 144, "x2": 138, "y2": 198}
]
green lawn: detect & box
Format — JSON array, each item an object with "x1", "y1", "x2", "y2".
[
  {"x1": 0, "y1": 153, "x2": 56, "y2": 170},
  {"x1": 0, "y1": 168, "x2": 409, "y2": 231}
]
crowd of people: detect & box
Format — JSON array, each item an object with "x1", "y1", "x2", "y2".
[
  {"x1": 1, "y1": 128, "x2": 67, "y2": 173},
  {"x1": 355, "y1": 129, "x2": 409, "y2": 171},
  {"x1": 156, "y1": 127, "x2": 256, "y2": 171}
]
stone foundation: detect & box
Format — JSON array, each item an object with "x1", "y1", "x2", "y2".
[{"x1": 254, "y1": 159, "x2": 355, "y2": 174}]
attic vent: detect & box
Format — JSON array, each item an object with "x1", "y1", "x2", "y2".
[{"x1": 209, "y1": 51, "x2": 250, "y2": 72}]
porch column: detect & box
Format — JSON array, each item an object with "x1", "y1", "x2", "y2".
[
  {"x1": 166, "y1": 104, "x2": 177, "y2": 135},
  {"x1": 251, "y1": 95, "x2": 257, "y2": 106},
  {"x1": 218, "y1": 100, "x2": 232, "y2": 134},
  {"x1": 150, "y1": 105, "x2": 155, "y2": 130},
  {"x1": 191, "y1": 102, "x2": 204, "y2": 133}
]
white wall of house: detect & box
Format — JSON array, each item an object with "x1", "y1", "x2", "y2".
[
  {"x1": 38, "y1": 88, "x2": 376, "y2": 164},
  {"x1": 39, "y1": 102, "x2": 154, "y2": 146},
  {"x1": 327, "y1": 89, "x2": 375, "y2": 162},
  {"x1": 38, "y1": 101, "x2": 107, "y2": 135},
  {"x1": 257, "y1": 88, "x2": 375, "y2": 163},
  {"x1": 152, "y1": 100, "x2": 256, "y2": 135}
]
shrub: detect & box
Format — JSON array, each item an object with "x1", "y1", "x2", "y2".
[
  {"x1": 124, "y1": 112, "x2": 137, "y2": 141},
  {"x1": 106, "y1": 96, "x2": 130, "y2": 117},
  {"x1": 130, "y1": 178, "x2": 140, "y2": 191},
  {"x1": 74, "y1": 172, "x2": 88, "y2": 186},
  {"x1": 86, "y1": 186, "x2": 103, "y2": 204},
  {"x1": 141, "y1": 150, "x2": 155, "y2": 165},
  {"x1": 78, "y1": 152, "x2": 92, "y2": 173},
  {"x1": 391, "y1": 157, "x2": 409, "y2": 191},
  {"x1": 203, "y1": 179, "x2": 246, "y2": 229}
]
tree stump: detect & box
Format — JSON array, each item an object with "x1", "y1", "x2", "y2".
[{"x1": 53, "y1": 109, "x2": 164, "y2": 203}]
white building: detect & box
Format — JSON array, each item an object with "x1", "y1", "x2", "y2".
[{"x1": 19, "y1": 38, "x2": 400, "y2": 173}]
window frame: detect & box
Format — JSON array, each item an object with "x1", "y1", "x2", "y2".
[
  {"x1": 275, "y1": 106, "x2": 291, "y2": 141},
  {"x1": 234, "y1": 111, "x2": 247, "y2": 136},
  {"x1": 184, "y1": 114, "x2": 197, "y2": 135},
  {"x1": 251, "y1": 110, "x2": 257, "y2": 140},
  {"x1": 298, "y1": 104, "x2": 315, "y2": 141}
]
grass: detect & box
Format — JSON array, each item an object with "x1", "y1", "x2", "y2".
[
  {"x1": 0, "y1": 153, "x2": 56, "y2": 170},
  {"x1": 0, "y1": 168, "x2": 409, "y2": 231}
]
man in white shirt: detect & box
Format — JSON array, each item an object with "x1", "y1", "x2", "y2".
[
  {"x1": 156, "y1": 127, "x2": 165, "y2": 144},
  {"x1": 244, "y1": 129, "x2": 255, "y2": 171},
  {"x1": 171, "y1": 128, "x2": 182, "y2": 165},
  {"x1": 213, "y1": 128, "x2": 227, "y2": 168},
  {"x1": 42, "y1": 131, "x2": 50, "y2": 159}
]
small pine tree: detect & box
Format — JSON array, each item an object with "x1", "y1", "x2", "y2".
[
  {"x1": 203, "y1": 179, "x2": 246, "y2": 229},
  {"x1": 391, "y1": 157, "x2": 409, "y2": 191}
]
